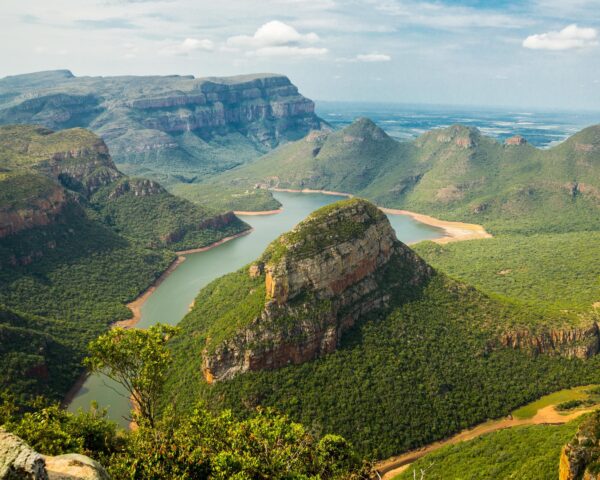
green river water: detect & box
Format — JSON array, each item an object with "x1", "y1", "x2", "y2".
[{"x1": 68, "y1": 191, "x2": 444, "y2": 425}]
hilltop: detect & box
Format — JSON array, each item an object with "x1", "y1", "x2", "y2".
[
  {"x1": 0, "y1": 124, "x2": 248, "y2": 403},
  {"x1": 162, "y1": 199, "x2": 600, "y2": 458},
  {"x1": 0, "y1": 71, "x2": 327, "y2": 185},
  {"x1": 203, "y1": 118, "x2": 600, "y2": 235}
]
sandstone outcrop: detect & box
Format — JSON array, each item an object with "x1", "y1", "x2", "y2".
[
  {"x1": 0, "y1": 183, "x2": 69, "y2": 239},
  {"x1": 0, "y1": 431, "x2": 109, "y2": 480},
  {"x1": 559, "y1": 411, "x2": 600, "y2": 480},
  {"x1": 505, "y1": 135, "x2": 527, "y2": 146},
  {"x1": 0, "y1": 71, "x2": 326, "y2": 179},
  {"x1": 500, "y1": 323, "x2": 600, "y2": 359},
  {"x1": 202, "y1": 198, "x2": 433, "y2": 382}
]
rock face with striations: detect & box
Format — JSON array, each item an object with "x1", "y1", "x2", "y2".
[
  {"x1": 202, "y1": 198, "x2": 433, "y2": 382},
  {"x1": 0, "y1": 71, "x2": 327, "y2": 181},
  {"x1": 559, "y1": 411, "x2": 600, "y2": 480}
]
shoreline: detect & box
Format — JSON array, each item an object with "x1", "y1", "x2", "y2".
[
  {"x1": 61, "y1": 370, "x2": 90, "y2": 408},
  {"x1": 175, "y1": 229, "x2": 252, "y2": 255},
  {"x1": 234, "y1": 209, "x2": 283, "y2": 216},
  {"x1": 271, "y1": 187, "x2": 491, "y2": 243},
  {"x1": 63, "y1": 228, "x2": 252, "y2": 407}
]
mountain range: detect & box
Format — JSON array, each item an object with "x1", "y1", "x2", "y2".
[
  {"x1": 0, "y1": 70, "x2": 327, "y2": 185},
  {"x1": 204, "y1": 117, "x2": 600, "y2": 235}
]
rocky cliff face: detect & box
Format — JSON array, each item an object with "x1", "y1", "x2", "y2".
[
  {"x1": 500, "y1": 323, "x2": 600, "y2": 359},
  {"x1": 559, "y1": 411, "x2": 600, "y2": 480},
  {"x1": 202, "y1": 199, "x2": 433, "y2": 382},
  {"x1": 0, "y1": 71, "x2": 326, "y2": 181},
  {"x1": 0, "y1": 183, "x2": 68, "y2": 239}
]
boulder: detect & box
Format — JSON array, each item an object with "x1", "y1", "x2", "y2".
[{"x1": 0, "y1": 430, "x2": 47, "y2": 480}]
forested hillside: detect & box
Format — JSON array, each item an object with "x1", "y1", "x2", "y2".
[
  {"x1": 0, "y1": 124, "x2": 248, "y2": 404},
  {"x1": 162, "y1": 199, "x2": 600, "y2": 459},
  {"x1": 202, "y1": 118, "x2": 600, "y2": 235}
]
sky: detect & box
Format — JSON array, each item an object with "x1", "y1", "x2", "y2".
[{"x1": 1, "y1": 0, "x2": 600, "y2": 110}]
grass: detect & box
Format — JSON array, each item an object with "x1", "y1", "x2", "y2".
[
  {"x1": 393, "y1": 422, "x2": 581, "y2": 480},
  {"x1": 512, "y1": 385, "x2": 598, "y2": 420}
]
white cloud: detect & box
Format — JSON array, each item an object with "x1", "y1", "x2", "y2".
[
  {"x1": 356, "y1": 53, "x2": 391, "y2": 62},
  {"x1": 159, "y1": 37, "x2": 214, "y2": 56},
  {"x1": 523, "y1": 24, "x2": 598, "y2": 50},
  {"x1": 252, "y1": 46, "x2": 328, "y2": 57},
  {"x1": 227, "y1": 20, "x2": 319, "y2": 49},
  {"x1": 226, "y1": 20, "x2": 325, "y2": 58}
]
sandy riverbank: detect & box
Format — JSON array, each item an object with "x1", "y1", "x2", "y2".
[
  {"x1": 379, "y1": 207, "x2": 492, "y2": 244},
  {"x1": 271, "y1": 187, "x2": 353, "y2": 197},
  {"x1": 117, "y1": 229, "x2": 253, "y2": 328},
  {"x1": 63, "y1": 229, "x2": 252, "y2": 407},
  {"x1": 377, "y1": 405, "x2": 594, "y2": 479},
  {"x1": 234, "y1": 209, "x2": 283, "y2": 216},
  {"x1": 270, "y1": 187, "x2": 491, "y2": 243}
]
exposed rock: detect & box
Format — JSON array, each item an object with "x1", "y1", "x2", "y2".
[
  {"x1": 0, "y1": 430, "x2": 109, "y2": 480},
  {"x1": 576, "y1": 143, "x2": 595, "y2": 153},
  {"x1": 202, "y1": 199, "x2": 433, "y2": 382},
  {"x1": 0, "y1": 185, "x2": 68, "y2": 239},
  {"x1": 44, "y1": 454, "x2": 109, "y2": 480},
  {"x1": 433, "y1": 125, "x2": 479, "y2": 149},
  {"x1": 499, "y1": 323, "x2": 600, "y2": 359},
  {"x1": 559, "y1": 411, "x2": 600, "y2": 480},
  {"x1": 0, "y1": 430, "x2": 47, "y2": 480},
  {"x1": 505, "y1": 135, "x2": 527, "y2": 146},
  {"x1": 108, "y1": 179, "x2": 165, "y2": 199},
  {"x1": 0, "y1": 72, "x2": 326, "y2": 171}
]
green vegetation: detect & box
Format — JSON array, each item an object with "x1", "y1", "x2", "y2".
[
  {"x1": 0, "y1": 325, "x2": 370, "y2": 479},
  {"x1": 186, "y1": 268, "x2": 266, "y2": 353},
  {"x1": 0, "y1": 70, "x2": 324, "y2": 186},
  {"x1": 89, "y1": 179, "x2": 248, "y2": 251},
  {"x1": 85, "y1": 325, "x2": 179, "y2": 427},
  {"x1": 0, "y1": 210, "x2": 174, "y2": 402},
  {"x1": 261, "y1": 198, "x2": 382, "y2": 263},
  {"x1": 1, "y1": 394, "x2": 369, "y2": 480},
  {"x1": 512, "y1": 385, "x2": 597, "y2": 419},
  {"x1": 207, "y1": 119, "x2": 600, "y2": 236},
  {"x1": 164, "y1": 269, "x2": 600, "y2": 459},
  {"x1": 173, "y1": 182, "x2": 282, "y2": 212},
  {"x1": 394, "y1": 422, "x2": 580, "y2": 480},
  {"x1": 0, "y1": 124, "x2": 248, "y2": 405},
  {"x1": 414, "y1": 232, "x2": 600, "y2": 319}
]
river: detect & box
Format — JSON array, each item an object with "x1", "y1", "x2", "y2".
[{"x1": 68, "y1": 191, "x2": 445, "y2": 425}]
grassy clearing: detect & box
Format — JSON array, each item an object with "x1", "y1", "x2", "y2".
[{"x1": 512, "y1": 385, "x2": 598, "y2": 420}]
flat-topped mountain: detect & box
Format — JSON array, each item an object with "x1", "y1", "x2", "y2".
[
  {"x1": 163, "y1": 198, "x2": 600, "y2": 458},
  {"x1": 0, "y1": 71, "x2": 327, "y2": 184},
  {"x1": 0, "y1": 124, "x2": 248, "y2": 403},
  {"x1": 206, "y1": 119, "x2": 600, "y2": 235}
]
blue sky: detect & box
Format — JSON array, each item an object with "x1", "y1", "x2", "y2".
[{"x1": 1, "y1": 0, "x2": 599, "y2": 110}]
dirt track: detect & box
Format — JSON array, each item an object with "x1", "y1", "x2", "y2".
[{"x1": 376, "y1": 405, "x2": 594, "y2": 479}]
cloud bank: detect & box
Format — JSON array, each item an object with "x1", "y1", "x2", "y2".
[{"x1": 523, "y1": 24, "x2": 598, "y2": 50}]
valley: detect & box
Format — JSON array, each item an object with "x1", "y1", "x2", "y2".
[
  {"x1": 67, "y1": 191, "x2": 447, "y2": 424},
  {"x1": 1, "y1": 75, "x2": 599, "y2": 479}
]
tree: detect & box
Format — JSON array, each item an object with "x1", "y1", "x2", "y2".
[{"x1": 84, "y1": 324, "x2": 178, "y2": 428}]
